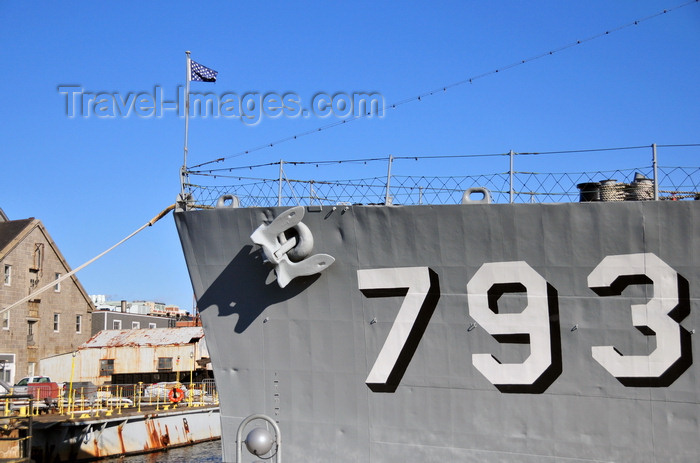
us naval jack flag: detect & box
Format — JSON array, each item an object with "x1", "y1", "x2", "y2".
[{"x1": 189, "y1": 59, "x2": 218, "y2": 82}]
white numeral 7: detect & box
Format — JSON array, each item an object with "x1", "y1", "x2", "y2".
[{"x1": 357, "y1": 267, "x2": 440, "y2": 392}]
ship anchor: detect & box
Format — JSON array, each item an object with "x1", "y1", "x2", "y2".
[{"x1": 251, "y1": 206, "x2": 335, "y2": 288}]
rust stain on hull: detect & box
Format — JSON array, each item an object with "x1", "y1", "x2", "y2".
[
  {"x1": 117, "y1": 421, "x2": 126, "y2": 455},
  {"x1": 144, "y1": 418, "x2": 163, "y2": 450},
  {"x1": 91, "y1": 429, "x2": 100, "y2": 458},
  {"x1": 162, "y1": 424, "x2": 171, "y2": 447},
  {"x1": 32, "y1": 406, "x2": 221, "y2": 461}
]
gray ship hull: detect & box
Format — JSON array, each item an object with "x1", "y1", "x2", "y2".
[{"x1": 175, "y1": 201, "x2": 699, "y2": 462}]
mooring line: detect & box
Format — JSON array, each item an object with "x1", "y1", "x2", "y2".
[{"x1": 0, "y1": 204, "x2": 176, "y2": 317}]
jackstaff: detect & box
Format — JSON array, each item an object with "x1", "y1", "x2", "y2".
[{"x1": 181, "y1": 51, "x2": 218, "y2": 196}]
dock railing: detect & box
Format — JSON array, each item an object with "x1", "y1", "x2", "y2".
[
  {"x1": 0, "y1": 394, "x2": 33, "y2": 462},
  {"x1": 1, "y1": 382, "x2": 219, "y2": 418}
]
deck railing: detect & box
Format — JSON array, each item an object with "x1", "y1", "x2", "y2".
[{"x1": 184, "y1": 144, "x2": 700, "y2": 208}]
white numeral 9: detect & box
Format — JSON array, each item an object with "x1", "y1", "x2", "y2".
[{"x1": 467, "y1": 261, "x2": 561, "y2": 392}]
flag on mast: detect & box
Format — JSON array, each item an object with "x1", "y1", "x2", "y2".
[
  {"x1": 189, "y1": 60, "x2": 218, "y2": 82},
  {"x1": 181, "y1": 53, "x2": 217, "y2": 197}
]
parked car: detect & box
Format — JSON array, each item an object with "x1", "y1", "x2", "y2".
[{"x1": 13, "y1": 376, "x2": 65, "y2": 402}]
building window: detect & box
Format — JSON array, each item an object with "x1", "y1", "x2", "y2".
[
  {"x1": 132, "y1": 322, "x2": 140, "y2": 329},
  {"x1": 33, "y1": 244, "x2": 44, "y2": 271},
  {"x1": 75, "y1": 315, "x2": 82, "y2": 334},
  {"x1": 0, "y1": 367, "x2": 9, "y2": 384},
  {"x1": 53, "y1": 313, "x2": 60, "y2": 332},
  {"x1": 148, "y1": 323, "x2": 157, "y2": 329},
  {"x1": 27, "y1": 362, "x2": 35, "y2": 377},
  {"x1": 112, "y1": 320, "x2": 122, "y2": 330},
  {"x1": 157, "y1": 357, "x2": 173, "y2": 371},
  {"x1": 99, "y1": 359, "x2": 114, "y2": 376},
  {"x1": 3, "y1": 265, "x2": 10, "y2": 286},
  {"x1": 0, "y1": 354, "x2": 14, "y2": 385},
  {"x1": 2, "y1": 312, "x2": 8, "y2": 330},
  {"x1": 27, "y1": 321, "x2": 36, "y2": 344},
  {"x1": 54, "y1": 273, "x2": 61, "y2": 292}
]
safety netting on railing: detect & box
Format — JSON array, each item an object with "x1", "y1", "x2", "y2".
[{"x1": 184, "y1": 146, "x2": 700, "y2": 208}]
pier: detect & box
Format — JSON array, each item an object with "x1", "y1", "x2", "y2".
[{"x1": 1, "y1": 382, "x2": 221, "y2": 462}]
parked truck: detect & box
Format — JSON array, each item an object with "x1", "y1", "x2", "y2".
[{"x1": 12, "y1": 376, "x2": 64, "y2": 407}]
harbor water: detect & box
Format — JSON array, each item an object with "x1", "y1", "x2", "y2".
[{"x1": 101, "y1": 440, "x2": 221, "y2": 463}]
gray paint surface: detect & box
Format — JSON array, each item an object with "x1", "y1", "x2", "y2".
[{"x1": 175, "y1": 201, "x2": 699, "y2": 462}]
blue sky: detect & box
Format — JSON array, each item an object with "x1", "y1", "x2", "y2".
[{"x1": 2, "y1": 1, "x2": 698, "y2": 313}]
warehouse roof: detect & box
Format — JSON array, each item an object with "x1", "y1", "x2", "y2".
[{"x1": 82, "y1": 327, "x2": 204, "y2": 348}]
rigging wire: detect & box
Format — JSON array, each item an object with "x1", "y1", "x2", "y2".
[{"x1": 189, "y1": 0, "x2": 700, "y2": 170}]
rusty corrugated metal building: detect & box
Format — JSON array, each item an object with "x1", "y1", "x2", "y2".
[{"x1": 40, "y1": 327, "x2": 212, "y2": 385}]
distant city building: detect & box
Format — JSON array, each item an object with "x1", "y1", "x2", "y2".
[
  {"x1": 87, "y1": 296, "x2": 190, "y2": 335},
  {"x1": 165, "y1": 305, "x2": 188, "y2": 317},
  {"x1": 130, "y1": 301, "x2": 155, "y2": 315},
  {"x1": 90, "y1": 294, "x2": 107, "y2": 306},
  {"x1": 89, "y1": 295, "x2": 186, "y2": 317},
  {"x1": 0, "y1": 213, "x2": 94, "y2": 386}
]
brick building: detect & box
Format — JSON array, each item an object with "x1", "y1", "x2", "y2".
[{"x1": 0, "y1": 212, "x2": 94, "y2": 385}]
